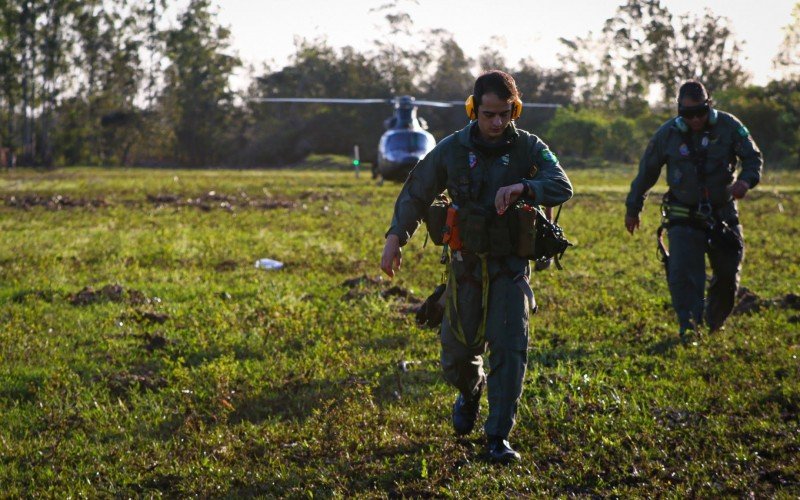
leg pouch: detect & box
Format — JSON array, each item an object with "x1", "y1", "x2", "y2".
[
  {"x1": 489, "y1": 214, "x2": 514, "y2": 257},
  {"x1": 515, "y1": 207, "x2": 537, "y2": 258}
]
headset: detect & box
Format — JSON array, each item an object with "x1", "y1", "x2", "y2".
[
  {"x1": 674, "y1": 107, "x2": 718, "y2": 133},
  {"x1": 465, "y1": 94, "x2": 522, "y2": 121},
  {"x1": 675, "y1": 97, "x2": 718, "y2": 133}
]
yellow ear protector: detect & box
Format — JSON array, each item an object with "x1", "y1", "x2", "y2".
[{"x1": 465, "y1": 95, "x2": 522, "y2": 120}]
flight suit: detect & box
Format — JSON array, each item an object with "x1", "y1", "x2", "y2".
[
  {"x1": 387, "y1": 122, "x2": 573, "y2": 439},
  {"x1": 625, "y1": 110, "x2": 762, "y2": 332}
]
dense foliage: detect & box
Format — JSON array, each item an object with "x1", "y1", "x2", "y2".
[{"x1": 0, "y1": 0, "x2": 798, "y2": 168}]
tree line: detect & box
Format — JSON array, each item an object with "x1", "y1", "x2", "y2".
[{"x1": 1, "y1": 0, "x2": 798, "y2": 169}]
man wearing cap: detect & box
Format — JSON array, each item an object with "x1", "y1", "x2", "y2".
[{"x1": 625, "y1": 80, "x2": 762, "y2": 339}]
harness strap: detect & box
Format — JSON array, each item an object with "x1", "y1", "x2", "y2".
[
  {"x1": 681, "y1": 128, "x2": 715, "y2": 220},
  {"x1": 656, "y1": 223, "x2": 669, "y2": 279},
  {"x1": 446, "y1": 253, "x2": 489, "y2": 349}
]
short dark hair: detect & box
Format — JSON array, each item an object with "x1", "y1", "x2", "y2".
[
  {"x1": 474, "y1": 70, "x2": 521, "y2": 107},
  {"x1": 677, "y1": 80, "x2": 710, "y2": 103}
]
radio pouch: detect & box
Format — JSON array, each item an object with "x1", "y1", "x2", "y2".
[
  {"x1": 488, "y1": 213, "x2": 514, "y2": 256},
  {"x1": 424, "y1": 195, "x2": 450, "y2": 246},
  {"x1": 461, "y1": 206, "x2": 490, "y2": 254},
  {"x1": 515, "y1": 205, "x2": 537, "y2": 258}
]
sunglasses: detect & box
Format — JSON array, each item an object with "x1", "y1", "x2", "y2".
[{"x1": 679, "y1": 104, "x2": 709, "y2": 119}]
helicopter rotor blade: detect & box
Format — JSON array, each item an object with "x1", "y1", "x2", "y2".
[
  {"x1": 411, "y1": 100, "x2": 459, "y2": 108},
  {"x1": 251, "y1": 97, "x2": 391, "y2": 105},
  {"x1": 253, "y1": 96, "x2": 563, "y2": 109},
  {"x1": 521, "y1": 102, "x2": 562, "y2": 109},
  {"x1": 442, "y1": 100, "x2": 562, "y2": 109}
]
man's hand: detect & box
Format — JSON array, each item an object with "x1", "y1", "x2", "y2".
[
  {"x1": 495, "y1": 183, "x2": 525, "y2": 215},
  {"x1": 380, "y1": 234, "x2": 402, "y2": 278},
  {"x1": 730, "y1": 180, "x2": 750, "y2": 200},
  {"x1": 625, "y1": 215, "x2": 640, "y2": 235}
]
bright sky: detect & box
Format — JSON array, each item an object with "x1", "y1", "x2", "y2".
[{"x1": 210, "y1": 0, "x2": 795, "y2": 87}]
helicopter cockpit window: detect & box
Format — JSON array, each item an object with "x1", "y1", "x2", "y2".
[{"x1": 386, "y1": 133, "x2": 432, "y2": 151}]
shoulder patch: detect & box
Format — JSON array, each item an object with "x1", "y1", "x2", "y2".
[
  {"x1": 737, "y1": 125, "x2": 750, "y2": 138},
  {"x1": 540, "y1": 148, "x2": 558, "y2": 164}
]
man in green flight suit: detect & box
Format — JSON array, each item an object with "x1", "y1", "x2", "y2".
[
  {"x1": 625, "y1": 80, "x2": 763, "y2": 339},
  {"x1": 380, "y1": 70, "x2": 573, "y2": 463}
]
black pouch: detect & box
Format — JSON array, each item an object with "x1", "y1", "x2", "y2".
[
  {"x1": 488, "y1": 213, "x2": 514, "y2": 257},
  {"x1": 534, "y1": 210, "x2": 572, "y2": 265},
  {"x1": 415, "y1": 283, "x2": 447, "y2": 328},
  {"x1": 708, "y1": 220, "x2": 743, "y2": 252},
  {"x1": 515, "y1": 207, "x2": 537, "y2": 258},
  {"x1": 424, "y1": 196, "x2": 450, "y2": 246},
  {"x1": 461, "y1": 206, "x2": 489, "y2": 253}
]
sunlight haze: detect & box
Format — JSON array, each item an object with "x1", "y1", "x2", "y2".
[{"x1": 210, "y1": 0, "x2": 796, "y2": 86}]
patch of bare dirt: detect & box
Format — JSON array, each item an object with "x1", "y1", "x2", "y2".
[
  {"x1": 732, "y1": 287, "x2": 800, "y2": 316},
  {"x1": 106, "y1": 366, "x2": 167, "y2": 396},
  {"x1": 341, "y1": 274, "x2": 383, "y2": 289},
  {"x1": 11, "y1": 289, "x2": 56, "y2": 303},
  {"x1": 142, "y1": 332, "x2": 170, "y2": 352},
  {"x1": 341, "y1": 274, "x2": 385, "y2": 301},
  {"x1": 5, "y1": 194, "x2": 108, "y2": 210},
  {"x1": 214, "y1": 260, "x2": 238, "y2": 272},
  {"x1": 147, "y1": 191, "x2": 296, "y2": 211},
  {"x1": 68, "y1": 284, "x2": 150, "y2": 306},
  {"x1": 340, "y1": 275, "x2": 421, "y2": 317},
  {"x1": 127, "y1": 309, "x2": 170, "y2": 324},
  {"x1": 298, "y1": 190, "x2": 344, "y2": 202}
]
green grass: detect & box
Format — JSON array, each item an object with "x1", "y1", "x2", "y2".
[{"x1": 0, "y1": 164, "x2": 798, "y2": 496}]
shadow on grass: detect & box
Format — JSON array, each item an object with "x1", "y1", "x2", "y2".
[
  {"x1": 529, "y1": 345, "x2": 592, "y2": 368},
  {"x1": 229, "y1": 361, "x2": 441, "y2": 425},
  {"x1": 646, "y1": 335, "x2": 684, "y2": 355},
  {"x1": 0, "y1": 370, "x2": 46, "y2": 403},
  {"x1": 218, "y1": 441, "x2": 434, "y2": 497}
]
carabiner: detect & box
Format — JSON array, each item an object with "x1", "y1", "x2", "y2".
[{"x1": 697, "y1": 200, "x2": 713, "y2": 219}]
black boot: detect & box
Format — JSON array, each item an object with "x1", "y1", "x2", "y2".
[
  {"x1": 486, "y1": 436, "x2": 521, "y2": 464},
  {"x1": 451, "y1": 383, "x2": 482, "y2": 436}
]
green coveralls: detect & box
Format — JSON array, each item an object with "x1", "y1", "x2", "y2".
[
  {"x1": 387, "y1": 122, "x2": 573, "y2": 439},
  {"x1": 625, "y1": 110, "x2": 763, "y2": 332}
]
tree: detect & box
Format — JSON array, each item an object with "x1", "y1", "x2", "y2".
[
  {"x1": 40, "y1": 0, "x2": 81, "y2": 165},
  {"x1": 773, "y1": 3, "x2": 800, "y2": 80},
  {"x1": 560, "y1": 0, "x2": 749, "y2": 107},
  {"x1": 716, "y1": 81, "x2": 800, "y2": 167},
  {"x1": 369, "y1": 2, "x2": 429, "y2": 95},
  {"x1": 419, "y1": 30, "x2": 474, "y2": 139},
  {"x1": 478, "y1": 37, "x2": 509, "y2": 73},
  {"x1": 18, "y1": 0, "x2": 40, "y2": 165},
  {"x1": 163, "y1": 0, "x2": 240, "y2": 166},
  {"x1": 668, "y1": 10, "x2": 749, "y2": 95},
  {"x1": 248, "y1": 38, "x2": 391, "y2": 165},
  {"x1": 0, "y1": 2, "x2": 22, "y2": 167},
  {"x1": 512, "y1": 60, "x2": 575, "y2": 131}
]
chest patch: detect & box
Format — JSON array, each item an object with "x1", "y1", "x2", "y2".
[
  {"x1": 679, "y1": 143, "x2": 690, "y2": 157},
  {"x1": 468, "y1": 152, "x2": 477, "y2": 169},
  {"x1": 541, "y1": 149, "x2": 557, "y2": 163}
]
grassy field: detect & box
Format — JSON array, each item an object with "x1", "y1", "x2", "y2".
[{"x1": 0, "y1": 162, "x2": 798, "y2": 497}]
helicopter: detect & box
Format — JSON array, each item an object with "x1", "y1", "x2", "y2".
[{"x1": 254, "y1": 96, "x2": 560, "y2": 181}]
